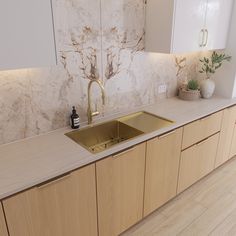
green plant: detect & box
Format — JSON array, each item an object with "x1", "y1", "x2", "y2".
[
  {"x1": 199, "y1": 51, "x2": 231, "y2": 79},
  {"x1": 187, "y1": 79, "x2": 199, "y2": 90}
]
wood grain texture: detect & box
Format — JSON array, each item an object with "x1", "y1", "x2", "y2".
[
  {"x1": 230, "y1": 124, "x2": 236, "y2": 158},
  {"x1": 123, "y1": 157, "x2": 236, "y2": 236},
  {"x1": 0, "y1": 203, "x2": 8, "y2": 236},
  {"x1": 144, "y1": 128, "x2": 183, "y2": 217},
  {"x1": 215, "y1": 107, "x2": 236, "y2": 167},
  {"x1": 3, "y1": 164, "x2": 97, "y2": 236},
  {"x1": 0, "y1": 97, "x2": 235, "y2": 201},
  {"x1": 180, "y1": 193, "x2": 236, "y2": 235},
  {"x1": 182, "y1": 111, "x2": 223, "y2": 150},
  {"x1": 229, "y1": 107, "x2": 236, "y2": 158},
  {"x1": 96, "y1": 143, "x2": 146, "y2": 236},
  {"x1": 178, "y1": 133, "x2": 220, "y2": 193}
]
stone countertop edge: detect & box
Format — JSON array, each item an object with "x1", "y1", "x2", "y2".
[{"x1": 0, "y1": 96, "x2": 236, "y2": 200}]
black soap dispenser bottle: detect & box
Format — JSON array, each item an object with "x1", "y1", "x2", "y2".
[{"x1": 70, "y1": 106, "x2": 80, "y2": 129}]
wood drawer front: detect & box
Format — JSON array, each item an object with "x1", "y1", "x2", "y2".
[
  {"x1": 144, "y1": 128, "x2": 183, "y2": 217},
  {"x1": 0, "y1": 203, "x2": 8, "y2": 236},
  {"x1": 182, "y1": 111, "x2": 223, "y2": 150},
  {"x1": 96, "y1": 143, "x2": 146, "y2": 236},
  {"x1": 178, "y1": 133, "x2": 220, "y2": 193},
  {"x1": 3, "y1": 164, "x2": 98, "y2": 236}
]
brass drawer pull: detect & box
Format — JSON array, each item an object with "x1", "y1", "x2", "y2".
[
  {"x1": 37, "y1": 173, "x2": 71, "y2": 189},
  {"x1": 159, "y1": 130, "x2": 176, "y2": 139},
  {"x1": 197, "y1": 138, "x2": 209, "y2": 146},
  {"x1": 200, "y1": 115, "x2": 212, "y2": 121},
  {"x1": 113, "y1": 147, "x2": 136, "y2": 158},
  {"x1": 200, "y1": 116, "x2": 211, "y2": 122}
]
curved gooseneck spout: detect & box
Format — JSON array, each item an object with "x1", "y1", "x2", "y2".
[{"x1": 87, "y1": 79, "x2": 106, "y2": 124}]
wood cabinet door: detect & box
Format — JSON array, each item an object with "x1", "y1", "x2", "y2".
[
  {"x1": 144, "y1": 128, "x2": 183, "y2": 217},
  {"x1": 228, "y1": 106, "x2": 236, "y2": 159},
  {"x1": 182, "y1": 111, "x2": 223, "y2": 150},
  {"x1": 96, "y1": 143, "x2": 146, "y2": 236},
  {"x1": 230, "y1": 124, "x2": 236, "y2": 158},
  {"x1": 3, "y1": 164, "x2": 98, "y2": 236},
  {"x1": 215, "y1": 107, "x2": 236, "y2": 167},
  {"x1": 178, "y1": 133, "x2": 219, "y2": 193},
  {"x1": 0, "y1": 203, "x2": 8, "y2": 236}
]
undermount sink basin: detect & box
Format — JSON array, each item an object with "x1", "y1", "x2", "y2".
[
  {"x1": 65, "y1": 120, "x2": 144, "y2": 153},
  {"x1": 65, "y1": 111, "x2": 174, "y2": 154}
]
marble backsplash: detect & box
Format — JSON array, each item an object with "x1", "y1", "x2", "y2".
[{"x1": 0, "y1": 0, "x2": 201, "y2": 145}]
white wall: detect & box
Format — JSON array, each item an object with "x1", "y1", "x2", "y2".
[{"x1": 214, "y1": 0, "x2": 236, "y2": 98}]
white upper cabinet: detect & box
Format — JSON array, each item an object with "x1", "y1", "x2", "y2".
[
  {"x1": 173, "y1": 0, "x2": 208, "y2": 53},
  {"x1": 145, "y1": 0, "x2": 234, "y2": 54},
  {"x1": 0, "y1": 0, "x2": 57, "y2": 71},
  {"x1": 205, "y1": 0, "x2": 234, "y2": 50}
]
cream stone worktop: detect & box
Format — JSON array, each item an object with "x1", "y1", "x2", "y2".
[{"x1": 1, "y1": 96, "x2": 236, "y2": 200}]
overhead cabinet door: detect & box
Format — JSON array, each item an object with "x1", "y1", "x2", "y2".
[
  {"x1": 145, "y1": 0, "x2": 233, "y2": 53},
  {"x1": 172, "y1": 0, "x2": 207, "y2": 53},
  {"x1": 204, "y1": 0, "x2": 234, "y2": 50},
  {"x1": 0, "y1": 0, "x2": 57, "y2": 70}
]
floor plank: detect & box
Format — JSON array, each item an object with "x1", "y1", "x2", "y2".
[
  {"x1": 179, "y1": 193, "x2": 236, "y2": 236},
  {"x1": 122, "y1": 157, "x2": 236, "y2": 236},
  {"x1": 209, "y1": 208, "x2": 236, "y2": 236}
]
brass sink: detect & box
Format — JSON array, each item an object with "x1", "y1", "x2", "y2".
[
  {"x1": 65, "y1": 120, "x2": 144, "y2": 153},
  {"x1": 65, "y1": 111, "x2": 174, "y2": 154},
  {"x1": 118, "y1": 111, "x2": 174, "y2": 133}
]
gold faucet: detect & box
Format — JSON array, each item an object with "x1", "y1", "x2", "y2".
[{"x1": 87, "y1": 79, "x2": 106, "y2": 124}]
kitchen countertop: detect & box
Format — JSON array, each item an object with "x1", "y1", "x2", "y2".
[{"x1": 1, "y1": 96, "x2": 236, "y2": 200}]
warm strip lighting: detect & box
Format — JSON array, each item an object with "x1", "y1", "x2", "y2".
[{"x1": 0, "y1": 68, "x2": 32, "y2": 76}]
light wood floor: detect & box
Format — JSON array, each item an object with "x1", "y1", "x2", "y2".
[{"x1": 122, "y1": 157, "x2": 236, "y2": 236}]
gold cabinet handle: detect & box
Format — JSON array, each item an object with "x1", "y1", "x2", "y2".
[
  {"x1": 197, "y1": 138, "x2": 209, "y2": 146},
  {"x1": 159, "y1": 130, "x2": 176, "y2": 139},
  {"x1": 200, "y1": 115, "x2": 211, "y2": 122},
  {"x1": 199, "y1": 29, "x2": 205, "y2": 47},
  {"x1": 113, "y1": 147, "x2": 136, "y2": 158},
  {"x1": 203, "y1": 29, "x2": 208, "y2": 47},
  {"x1": 37, "y1": 173, "x2": 71, "y2": 189}
]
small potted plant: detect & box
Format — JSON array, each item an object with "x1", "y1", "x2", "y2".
[
  {"x1": 179, "y1": 79, "x2": 200, "y2": 101},
  {"x1": 199, "y1": 51, "x2": 231, "y2": 98}
]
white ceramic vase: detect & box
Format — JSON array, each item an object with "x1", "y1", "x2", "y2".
[{"x1": 200, "y1": 79, "x2": 215, "y2": 99}]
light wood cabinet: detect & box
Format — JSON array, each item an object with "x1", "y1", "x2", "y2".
[
  {"x1": 182, "y1": 111, "x2": 223, "y2": 150},
  {"x1": 96, "y1": 143, "x2": 146, "y2": 236},
  {"x1": 215, "y1": 107, "x2": 236, "y2": 167},
  {"x1": 229, "y1": 123, "x2": 236, "y2": 159},
  {"x1": 3, "y1": 164, "x2": 98, "y2": 236},
  {"x1": 178, "y1": 133, "x2": 220, "y2": 193},
  {"x1": 144, "y1": 128, "x2": 183, "y2": 217},
  {"x1": 145, "y1": 0, "x2": 233, "y2": 54},
  {"x1": 0, "y1": 204, "x2": 8, "y2": 236}
]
